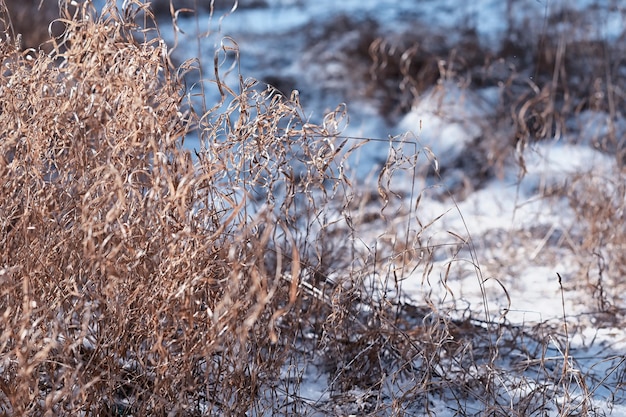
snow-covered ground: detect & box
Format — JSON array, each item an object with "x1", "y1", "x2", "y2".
[{"x1": 130, "y1": 0, "x2": 626, "y2": 414}]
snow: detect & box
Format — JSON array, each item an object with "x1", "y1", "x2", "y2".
[
  {"x1": 399, "y1": 82, "x2": 493, "y2": 168},
  {"x1": 123, "y1": 0, "x2": 626, "y2": 414}
]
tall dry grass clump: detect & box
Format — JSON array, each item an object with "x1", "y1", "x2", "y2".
[{"x1": 0, "y1": 1, "x2": 351, "y2": 414}]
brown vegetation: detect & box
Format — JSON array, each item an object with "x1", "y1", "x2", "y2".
[{"x1": 2, "y1": 1, "x2": 626, "y2": 416}]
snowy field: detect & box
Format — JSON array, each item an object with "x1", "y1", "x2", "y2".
[{"x1": 133, "y1": 0, "x2": 626, "y2": 414}]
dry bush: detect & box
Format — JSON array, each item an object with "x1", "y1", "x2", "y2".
[{"x1": 0, "y1": 1, "x2": 324, "y2": 414}]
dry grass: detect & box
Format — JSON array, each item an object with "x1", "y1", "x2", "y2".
[
  {"x1": 2, "y1": 0, "x2": 626, "y2": 416},
  {"x1": 0, "y1": 1, "x2": 310, "y2": 414}
]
